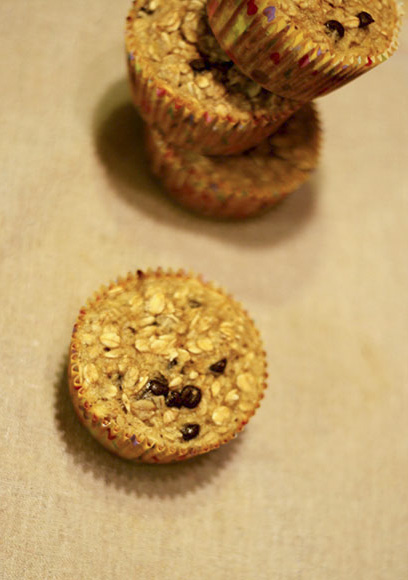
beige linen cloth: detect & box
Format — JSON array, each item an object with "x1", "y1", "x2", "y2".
[{"x1": 1, "y1": 2, "x2": 407, "y2": 579}]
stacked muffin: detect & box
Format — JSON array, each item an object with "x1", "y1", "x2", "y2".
[
  {"x1": 67, "y1": 2, "x2": 403, "y2": 464},
  {"x1": 125, "y1": 0, "x2": 403, "y2": 218}
]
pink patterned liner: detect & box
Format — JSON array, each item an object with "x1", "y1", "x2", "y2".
[
  {"x1": 125, "y1": 1, "x2": 299, "y2": 155},
  {"x1": 68, "y1": 269, "x2": 268, "y2": 463},
  {"x1": 207, "y1": 0, "x2": 403, "y2": 102},
  {"x1": 146, "y1": 129, "x2": 289, "y2": 219}
]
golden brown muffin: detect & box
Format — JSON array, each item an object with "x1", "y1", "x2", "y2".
[
  {"x1": 69, "y1": 270, "x2": 268, "y2": 462},
  {"x1": 146, "y1": 103, "x2": 321, "y2": 219},
  {"x1": 207, "y1": 0, "x2": 403, "y2": 101},
  {"x1": 125, "y1": 0, "x2": 299, "y2": 154}
]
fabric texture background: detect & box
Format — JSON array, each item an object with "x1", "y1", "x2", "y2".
[{"x1": 1, "y1": 1, "x2": 407, "y2": 578}]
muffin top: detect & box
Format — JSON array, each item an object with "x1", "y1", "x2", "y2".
[
  {"x1": 71, "y1": 270, "x2": 267, "y2": 453},
  {"x1": 125, "y1": 0, "x2": 297, "y2": 120},
  {"x1": 259, "y1": 0, "x2": 401, "y2": 59}
]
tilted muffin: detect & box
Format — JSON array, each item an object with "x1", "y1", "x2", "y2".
[
  {"x1": 146, "y1": 103, "x2": 321, "y2": 219},
  {"x1": 207, "y1": 0, "x2": 403, "y2": 102},
  {"x1": 68, "y1": 270, "x2": 268, "y2": 462},
  {"x1": 125, "y1": 0, "x2": 299, "y2": 155}
]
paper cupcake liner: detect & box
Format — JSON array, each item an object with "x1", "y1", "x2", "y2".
[
  {"x1": 125, "y1": 3, "x2": 299, "y2": 155},
  {"x1": 68, "y1": 269, "x2": 268, "y2": 463},
  {"x1": 146, "y1": 130, "x2": 285, "y2": 218},
  {"x1": 145, "y1": 103, "x2": 321, "y2": 220},
  {"x1": 207, "y1": 0, "x2": 403, "y2": 102}
]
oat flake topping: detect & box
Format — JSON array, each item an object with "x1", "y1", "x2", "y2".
[{"x1": 126, "y1": 0, "x2": 297, "y2": 119}]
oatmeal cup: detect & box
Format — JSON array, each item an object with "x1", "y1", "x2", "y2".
[
  {"x1": 207, "y1": 0, "x2": 403, "y2": 102},
  {"x1": 68, "y1": 269, "x2": 268, "y2": 463},
  {"x1": 125, "y1": 0, "x2": 299, "y2": 155},
  {"x1": 146, "y1": 103, "x2": 321, "y2": 219}
]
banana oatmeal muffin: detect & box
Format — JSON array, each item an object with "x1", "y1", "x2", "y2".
[
  {"x1": 146, "y1": 103, "x2": 321, "y2": 219},
  {"x1": 207, "y1": 0, "x2": 403, "y2": 101},
  {"x1": 68, "y1": 270, "x2": 268, "y2": 462},
  {"x1": 125, "y1": 0, "x2": 299, "y2": 154}
]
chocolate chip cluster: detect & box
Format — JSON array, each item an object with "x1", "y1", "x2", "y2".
[
  {"x1": 325, "y1": 10, "x2": 374, "y2": 41},
  {"x1": 135, "y1": 358, "x2": 228, "y2": 440}
]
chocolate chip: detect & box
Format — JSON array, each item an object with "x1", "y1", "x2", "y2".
[
  {"x1": 357, "y1": 12, "x2": 374, "y2": 28},
  {"x1": 190, "y1": 58, "x2": 211, "y2": 72},
  {"x1": 209, "y1": 358, "x2": 227, "y2": 374},
  {"x1": 325, "y1": 20, "x2": 345, "y2": 39},
  {"x1": 190, "y1": 56, "x2": 234, "y2": 75},
  {"x1": 140, "y1": 6, "x2": 154, "y2": 14},
  {"x1": 165, "y1": 390, "x2": 183, "y2": 408},
  {"x1": 210, "y1": 60, "x2": 234, "y2": 74},
  {"x1": 149, "y1": 380, "x2": 169, "y2": 397},
  {"x1": 181, "y1": 423, "x2": 200, "y2": 441},
  {"x1": 168, "y1": 358, "x2": 178, "y2": 369},
  {"x1": 189, "y1": 299, "x2": 202, "y2": 308},
  {"x1": 181, "y1": 385, "x2": 202, "y2": 409},
  {"x1": 140, "y1": 379, "x2": 169, "y2": 398}
]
